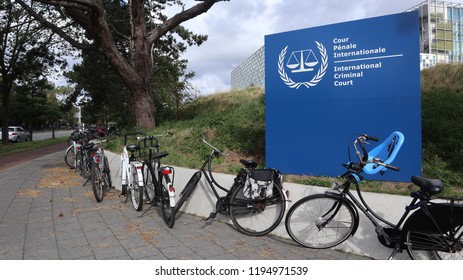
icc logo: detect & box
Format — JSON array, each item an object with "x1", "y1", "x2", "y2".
[{"x1": 278, "y1": 41, "x2": 328, "y2": 89}]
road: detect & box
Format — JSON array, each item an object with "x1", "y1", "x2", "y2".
[{"x1": 31, "y1": 129, "x2": 73, "y2": 141}]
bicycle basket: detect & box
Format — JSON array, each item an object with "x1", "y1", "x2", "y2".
[
  {"x1": 243, "y1": 169, "x2": 275, "y2": 199},
  {"x1": 363, "y1": 131, "x2": 404, "y2": 175}
]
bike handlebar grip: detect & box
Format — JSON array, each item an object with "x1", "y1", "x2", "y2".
[
  {"x1": 385, "y1": 164, "x2": 400, "y2": 171},
  {"x1": 365, "y1": 135, "x2": 379, "y2": 142}
]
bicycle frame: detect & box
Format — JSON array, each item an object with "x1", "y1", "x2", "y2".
[
  {"x1": 120, "y1": 145, "x2": 144, "y2": 195},
  {"x1": 145, "y1": 137, "x2": 175, "y2": 207}
]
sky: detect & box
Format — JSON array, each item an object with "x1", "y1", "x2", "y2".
[{"x1": 169, "y1": 0, "x2": 460, "y2": 94}]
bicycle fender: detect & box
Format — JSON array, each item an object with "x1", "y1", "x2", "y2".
[
  {"x1": 324, "y1": 191, "x2": 360, "y2": 236},
  {"x1": 133, "y1": 162, "x2": 144, "y2": 186},
  {"x1": 180, "y1": 171, "x2": 202, "y2": 198},
  {"x1": 402, "y1": 202, "x2": 463, "y2": 233}
]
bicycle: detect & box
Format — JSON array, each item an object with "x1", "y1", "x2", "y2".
[
  {"x1": 120, "y1": 132, "x2": 145, "y2": 211},
  {"x1": 65, "y1": 128, "x2": 98, "y2": 175},
  {"x1": 138, "y1": 132, "x2": 176, "y2": 227},
  {"x1": 172, "y1": 135, "x2": 288, "y2": 236},
  {"x1": 64, "y1": 132, "x2": 80, "y2": 168},
  {"x1": 75, "y1": 132, "x2": 96, "y2": 181},
  {"x1": 284, "y1": 131, "x2": 463, "y2": 260},
  {"x1": 90, "y1": 139, "x2": 113, "y2": 202}
]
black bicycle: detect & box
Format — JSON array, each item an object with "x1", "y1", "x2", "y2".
[
  {"x1": 285, "y1": 132, "x2": 463, "y2": 259},
  {"x1": 172, "y1": 135, "x2": 288, "y2": 236},
  {"x1": 74, "y1": 131, "x2": 96, "y2": 181},
  {"x1": 90, "y1": 139, "x2": 113, "y2": 202},
  {"x1": 139, "y1": 132, "x2": 176, "y2": 227}
]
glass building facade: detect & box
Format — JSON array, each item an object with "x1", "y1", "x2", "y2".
[
  {"x1": 408, "y1": 0, "x2": 463, "y2": 68},
  {"x1": 230, "y1": 46, "x2": 264, "y2": 90}
]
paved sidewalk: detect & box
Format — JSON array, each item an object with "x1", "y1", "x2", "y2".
[{"x1": 0, "y1": 150, "x2": 370, "y2": 260}]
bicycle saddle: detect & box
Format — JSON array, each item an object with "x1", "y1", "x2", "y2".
[
  {"x1": 82, "y1": 142, "x2": 95, "y2": 150},
  {"x1": 411, "y1": 176, "x2": 444, "y2": 195},
  {"x1": 126, "y1": 144, "x2": 140, "y2": 151},
  {"x1": 153, "y1": 151, "x2": 169, "y2": 160},
  {"x1": 240, "y1": 159, "x2": 258, "y2": 169},
  {"x1": 363, "y1": 131, "x2": 404, "y2": 175}
]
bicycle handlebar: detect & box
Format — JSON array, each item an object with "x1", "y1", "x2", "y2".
[
  {"x1": 200, "y1": 135, "x2": 229, "y2": 157},
  {"x1": 371, "y1": 157, "x2": 400, "y2": 172},
  {"x1": 352, "y1": 134, "x2": 399, "y2": 172},
  {"x1": 135, "y1": 131, "x2": 173, "y2": 148}
]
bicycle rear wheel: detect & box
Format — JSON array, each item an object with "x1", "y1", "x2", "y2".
[
  {"x1": 91, "y1": 161, "x2": 105, "y2": 202},
  {"x1": 160, "y1": 174, "x2": 175, "y2": 228},
  {"x1": 285, "y1": 194, "x2": 355, "y2": 249},
  {"x1": 103, "y1": 156, "x2": 112, "y2": 190},
  {"x1": 143, "y1": 163, "x2": 156, "y2": 203},
  {"x1": 405, "y1": 228, "x2": 463, "y2": 260},
  {"x1": 130, "y1": 165, "x2": 143, "y2": 211},
  {"x1": 229, "y1": 182, "x2": 285, "y2": 236}
]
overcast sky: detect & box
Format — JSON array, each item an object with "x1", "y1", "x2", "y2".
[{"x1": 168, "y1": 0, "x2": 459, "y2": 94}]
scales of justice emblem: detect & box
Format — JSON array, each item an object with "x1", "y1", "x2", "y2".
[
  {"x1": 287, "y1": 49, "x2": 319, "y2": 72},
  {"x1": 278, "y1": 41, "x2": 328, "y2": 89}
]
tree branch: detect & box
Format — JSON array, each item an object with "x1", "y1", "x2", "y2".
[
  {"x1": 146, "y1": 0, "x2": 227, "y2": 46},
  {"x1": 14, "y1": 0, "x2": 98, "y2": 51}
]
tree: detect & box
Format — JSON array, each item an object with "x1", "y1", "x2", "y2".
[
  {"x1": 0, "y1": 1, "x2": 65, "y2": 144},
  {"x1": 64, "y1": 2, "x2": 202, "y2": 128},
  {"x1": 16, "y1": 0, "x2": 229, "y2": 129}
]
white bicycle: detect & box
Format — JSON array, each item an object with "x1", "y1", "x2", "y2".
[{"x1": 120, "y1": 132, "x2": 145, "y2": 211}]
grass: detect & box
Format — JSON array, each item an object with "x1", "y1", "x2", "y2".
[{"x1": 0, "y1": 137, "x2": 68, "y2": 157}]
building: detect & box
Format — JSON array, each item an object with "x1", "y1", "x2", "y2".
[
  {"x1": 231, "y1": 0, "x2": 463, "y2": 90},
  {"x1": 230, "y1": 46, "x2": 264, "y2": 90},
  {"x1": 409, "y1": 0, "x2": 463, "y2": 67}
]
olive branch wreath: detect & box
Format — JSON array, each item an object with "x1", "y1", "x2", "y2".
[{"x1": 278, "y1": 41, "x2": 328, "y2": 89}]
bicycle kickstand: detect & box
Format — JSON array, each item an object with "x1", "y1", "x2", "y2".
[
  {"x1": 82, "y1": 176, "x2": 90, "y2": 187},
  {"x1": 138, "y1": 202, "x2": 155, "y2": 218},
  {"x1": 388, "y1": 244, "x2": 401, "y2": 260}
]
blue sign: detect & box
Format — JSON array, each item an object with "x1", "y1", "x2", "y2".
[{"x1": 265, "y1": 11, "x2": 421, "y2": 181}]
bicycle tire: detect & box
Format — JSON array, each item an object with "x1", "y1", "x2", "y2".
[
  {"x1": 160, "y1": 174, "x2": 175, "y2": 228},
  {"x1": 143, "y1": 162, "x2": 156, "y2": 203},
  {"x1": 91, "y1": 161, "x2": 104, "y2": 202},
  {"x1": 64, "y1": 146, "x2": 76, "y2": 168},
  {"x1": 405, "y1": 228, "x2": 463, "y2": 260},
  {"x1": 229, "y1": 181, "x2": 285, "y2": 236},
  {"x1": 174, "y1": 171, "x2": 202, "y2": 214},
  {"x1": 103, "y1": 156, "x2": 112, "y2": 190},
  {"x1": 80, "y1": 151, "x2": 92, "y2": 179},
  {"x1": 130, "y1": 165, "x2": 144, "y2": 211},
  {"x1": 285, "y1": 194, "x2": 355, "y2": 249}
]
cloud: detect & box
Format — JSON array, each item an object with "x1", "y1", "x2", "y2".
[{"x1": 177, "y1": 0, "x2": 423, "y2": 94}]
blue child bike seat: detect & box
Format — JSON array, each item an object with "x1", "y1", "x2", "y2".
[{"x1": 363, "y1": 131, "x2": 404, "y2": 175}]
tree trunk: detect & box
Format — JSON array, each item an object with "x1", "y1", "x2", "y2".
[
  {"x1": 131, "y1": 86, "x2": 156, "y2": 128},
  {"x1": 129, "y1": 0, "x2": 154, "y2": 129},
  {"x1": 1, "y1": 78, "x2": 11, "y2": 145}
]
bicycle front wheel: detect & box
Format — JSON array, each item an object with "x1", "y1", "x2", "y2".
[
  {"x1": 65, "y1": 146, "x2": 76, "y2": 168},
  {"x1": 229, "y1": 182, "x2": 285, "y2": 236},
  {"x1": 130, "y1": 165, "x2": 143, "y2": 211},
  {"x1": 160, "y1": 174, "x2": 175, "y2": 228},
  {"x1": 405, "y1": 227, "x2": 463, "y2": 260},
  {"x1": 91, "y1": 161, "x2": 105, "y2": 202},
  {"x1": 285, "y1": 194, "x2": 355, "y2": 249}
]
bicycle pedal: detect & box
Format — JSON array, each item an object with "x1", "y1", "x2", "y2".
[{"x1": 202, "y1": 212, "x2": 217, "y2": 221}]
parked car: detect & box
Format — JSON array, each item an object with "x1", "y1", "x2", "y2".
[{"x1": 0, "y1": 126, "x2": 31, "y2": 143}]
